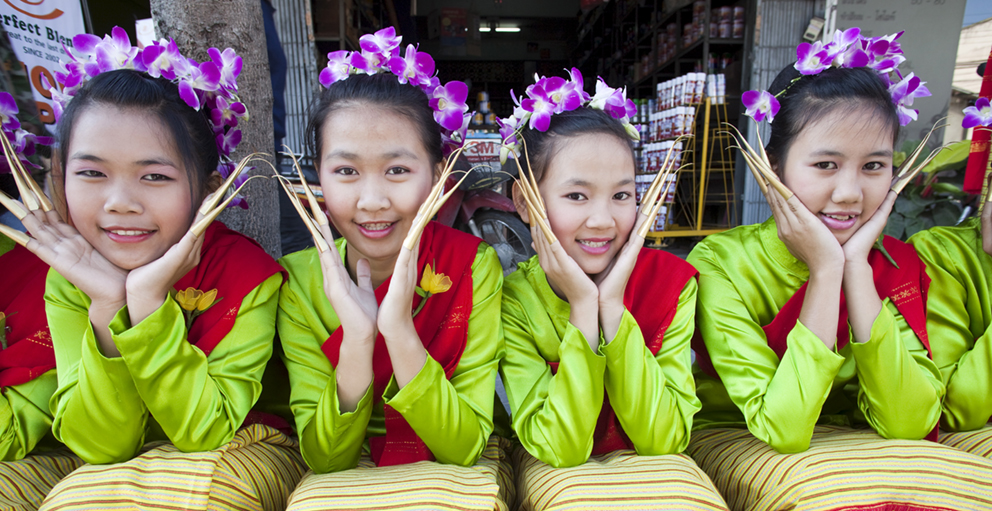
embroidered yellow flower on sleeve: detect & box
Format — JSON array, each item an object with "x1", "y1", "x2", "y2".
[
  {"x1": 413, "y1": 264, "x2": 451, "y2": 318},
  {"x1": 174, "y1": 287, "x2": 222, "y2": 331}
]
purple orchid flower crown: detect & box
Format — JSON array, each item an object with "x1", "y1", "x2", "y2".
[
  {"x1": 318, "y1": 27, "x2": 471, "y2": 155},
  {"x1": 45, "y1": 27, "x2": 250, "y2": 208},
  {"x1": 742, "y1": 28, "x2": 930, "y2": 126},
  {"x1": 0, "y1": 92, "x2": 53, "y2": 175},
  {"x1": 496, "y1": 69, "x2": 639, "y2": 164}
]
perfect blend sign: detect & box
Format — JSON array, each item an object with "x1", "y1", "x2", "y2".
[{"x1": 0, "y1": 0, "x2": 86, "y2": 131}]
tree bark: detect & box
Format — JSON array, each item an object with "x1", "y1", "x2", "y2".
[{"x1": 150, "y1": 0, "x2": 281, "y2": 258}]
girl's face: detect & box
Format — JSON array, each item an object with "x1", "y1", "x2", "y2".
[
  {"x1": 318, "y1": 104, "x2": 436, "y2": 269},
  {"x1": 778, "y1": 108, "x2": 894, "y2": 246},
  {"x1": 533, "y1": 133, "x2": 637, "y2": 276},
  {"x1": 64, "y1": 104, "x2": 195, "y2": 270}
]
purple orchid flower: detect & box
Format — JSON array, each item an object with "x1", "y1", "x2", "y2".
[
  {"x1": 538, "y1": 76, "x2": 584, "y2": 113},
  {"x1": 963, "y1": 97, "x2": 992, "y2": 129},
  {"x1": 319, "y1": 51, "x2": 353, "y2": 87},
  {"x1": 140, "y1": 39, "x2": 187, "y2": 80},
  {"x1": 349, "y1": 51, "x2": 377, "y2": 75},
  {"x1": 586, "y1": 78, "x2": 634, "y2": 120},
  {"x1": 429, "y1": 81, "x2": 470, "y2": 131},
  {"x1": 208, "y1": 48, "x2": 242, "y2": 92},
  {"x1": 216, "y1": 128, "x2": 242, "y2": 158},
  {"x1": 794, "y1": 41, "x2": 832, "y2": 75},
  {"x1": 94, "y1": 26, "x2": 138, "y2": 72},
  {"x1": 521, "y1": 83, "x2": 557, "y2": 132},
  {"x1": 742, "y1": 90, "x2": 780, "y2": 123},
  {"x1": 178, "y1": 61, "x2": 221, "y2": 110},
  {"x1": 359, "y1": 26, "x2": 401, "y2": 69},
  {"x1": 210, "y1": 95, "x2": 247, "y2": 128},
  {"x1": 0, "y1": 92, "x2": 20, "y2": 131},
  {"x1": 442, "y1": 112, "x2": 472, "y2": 154},
  {"x1": 888, "y1": 72, "x2": 930, "y2": 126},
  {"x1": 420, "y1": 75, "x2": 441, "y2": 97},
  {"x1": 824, "y1": 28, "x2": 860, "y2": 60},
  {"x1": 387, "y1": 44, "x2": 435, "y2": 86}
]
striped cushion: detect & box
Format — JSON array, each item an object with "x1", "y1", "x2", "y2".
[
  {"x1": 939, "y1": 424, "x2": 992, "y2": 458},
  {"x1": 0, "y1": 450, "x2": 83, "y2": 511},
  {"x1": 512, "y1": 445, "x2": 729, "y2": 511},
  {"x1": 286, "y1": 435, "x2": 513, "y2": 511},
  {"x1": 688, "y1": 426, "x2": 992, "y2": 511},
  {"x1": 39, "y1": 424, "x2": 306, "y2": 511}
]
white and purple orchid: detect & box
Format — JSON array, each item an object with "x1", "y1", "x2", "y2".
[
  {"x1": 743, "y1": 27, "x2": 925, "y2": 126},
  {"x1": 0, "y1": 92, "x2": 53, "y2": 174},
  {"x1": 316, "y1": 27, "x2": 471, "y2": 154},
  {"x1": 963, "y1": 97, "x2": 992, "y2": 129},
  {"x1": 499, "y1": 70, "x2": 639, "y2": 162},
  {"x1": 742, "y1": 90, "x2": 781, "y2": 123},
  {"x1": 48, "y1": 26, "x2": 249, "y2": 207}
]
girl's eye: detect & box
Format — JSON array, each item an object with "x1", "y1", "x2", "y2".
[
  {"x1": 864, "y1": 161, "x2": 886, "y2": 171},
  {"x1": 75, "y1": 169, "x2": 105, "y2": 178},
  {"x1": 142, "y1": 173, "x2": 174, "y2": 182},
  {"x1": 386, "y1": 167, "x2": 410, "y2": 175},
  {"x1": 614, "y1": 191, "x2": 632, "y2": 200},
  {"x1": 565, "y1": 192, "x2": 587, "y2": 201},
  {"x1": 335, "y1": 167, "x2": 358, "y2": 176},
  {"x1": 815, "y1": 161, "x2": 838, "y2": 170}
]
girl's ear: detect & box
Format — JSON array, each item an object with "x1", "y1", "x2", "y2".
[
  {"x1": 205, "y1": 171, "x2": 224, "y2": 196},
  {"x1": 511, "y1": 181, "x2": 530, "y2": 224},
  {"x1": 432, "y1": 161, "x2": 443, "y2": 186}
]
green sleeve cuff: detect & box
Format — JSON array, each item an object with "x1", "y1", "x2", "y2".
[
  {"x1": 108, "y1": 298, "x2": 185, "y2": 356},
  {"x1": 565, "y1": 321, "x2": 607, "y2": 360},
  {"x1": 600, "y1": 308, "x2": 637, "y2": 364},
  {"x1": 81, "y1": 321, "x2": 138, "y2": 390},
  {"x1": 790, "y1": 319, "x2": 846, "y2": 368},
  {"x1": 384, "y1": 355, "x2": 443, "y2": 411},
  {"x1": 848, "y1": 299, "x2": 895, "y2": 353}
]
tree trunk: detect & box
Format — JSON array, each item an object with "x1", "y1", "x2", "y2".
[{"x1": 150, "y1": 0, "x2": 281, "y2": 258}]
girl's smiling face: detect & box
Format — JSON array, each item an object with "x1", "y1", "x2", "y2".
[
  {"x1": 64, "y1": 104, "x2": 195, "y2": 270},
  {"x1": 529, "y1": 133, "x2": 637, "y2": 276},
  {"x1": 778, "y1": 108, "x2": 894, "y2": 246},
  {"x1": 318, "y1": 103, "x2": 436, "y2": 272}
]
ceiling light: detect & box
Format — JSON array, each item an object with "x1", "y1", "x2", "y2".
[{"x1": 494, "y1": 27, "x2": 520, "y2": 32}]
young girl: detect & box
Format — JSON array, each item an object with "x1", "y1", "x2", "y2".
[
  {"x1": 909, "y1": 190, "x2": 992, "y2": 458},
  {"x1": 10, "y1": 29, "x2": 306, "y2": 510},
  {"x1": 276, "y1": 28, "x2": 510, "y2": 510},
  {"x1": 498, "y1": 72, "x2": 727, "y2": 511},
  {"x1": 688, "y1": 29, "x2": 992, "y2": 510}
]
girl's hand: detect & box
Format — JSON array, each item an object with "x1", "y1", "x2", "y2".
[
  {"x1": 317, "y1": 218, "x2": 378, "y2": 344},
  {"x1": 125, "y1": 220, "x2": 205, "y2": 327},
  {"x1": 532, "y1": 223, "x2": 600, "y2": 349},
  {"x1": 377, "y1": 217, "x2": 426, "y2": 388},
  {"x1": 841, "y1": 191, "x2": 897, "y2": 264},
  {"x1": 20, "y1": 207, "x2": 128, "y2": 307},
  {"x1": 594, "y1": 214, "x2": 646, "y2": 343},
  {"x1": 765, "y1": 188, "x2": 845, "y2": 276}
]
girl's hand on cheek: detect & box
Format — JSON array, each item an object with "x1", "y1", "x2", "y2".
[
  {"x1": 532, "y1": 223, "x2": 600, "y2": 350},
  {"x1": 317, "y1": 219, "x2": 379, "y2": 344},
  {"x1": 842, "y1": 190, "x2": 897, "y2": 265},
  {"x1": 766, "y1": 188, "x2": 845, "y2": 277},
  {"x1": 377, "y1": 232, "x2": 427, "y2": 388},
  {"x1": 594, "y1": 214, "x2": 645, "y2": 343},
  {"x1": 20, "y1": 207, "x2": 128, "y2": 307},
  {"x1": 125, "y1": 209, "x2": 207, "y2": 327}
]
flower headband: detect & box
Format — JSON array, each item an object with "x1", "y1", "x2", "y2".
[
  {"x1": 318, "y1": 27, "x2": 471, "y2": 154},
  {"x1": 45, "y1": 27, "x2": 250, "y2": 207},
  {"x1": 0, "y1": 92, "x2": 52, "y2": 175},
  {"x1": 497, "y1": 68, "x2": 639, "y2": 163},
  {"x1": 743, "y1": 28, "x2": 930, "y2": 126}
]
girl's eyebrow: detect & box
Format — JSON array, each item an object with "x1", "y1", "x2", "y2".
[
  {"x1": 809, "y1": 149, "x2": 892, "y2": 158},
  {"x1": 564, "y1": 178, "x2": 592, "y2": 187},
  {"x1": 70, "y1": 153, "x2": 177, "y2": 167}
]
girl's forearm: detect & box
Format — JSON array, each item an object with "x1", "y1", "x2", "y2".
[{"x1": 843, "y1": 261, "x2": 883, "y2": 343}]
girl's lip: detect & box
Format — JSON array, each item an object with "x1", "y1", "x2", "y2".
[
  {"x1": 577, "y1": 238, "x2": 612, "y2": 255},
  {"x1": 356, "y1": 221, "x2": 396, "y2": 239},
  {"x1": 818, "y1": 213, "x2": 858, "y2": 231},
  {"x1": 103, "y1": 228, "x2": 156, "y2": 244}
]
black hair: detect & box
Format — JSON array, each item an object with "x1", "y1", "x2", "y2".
[
  {"x1": 305, "y1": 73, "x2": 443, "y2": 170},
  {"x1": 56, "y1": 69, "x2": 218, "y2": 202},
  {"x1": 764, "y1": 65, "x2": 899, "y2": 170},
  {"x1": 518, "y1": 107, "x2": 636, "y2": 183}
]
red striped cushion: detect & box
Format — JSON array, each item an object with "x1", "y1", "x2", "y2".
[
  {"x1": 939, "y1": 424, "x2": 992, "y2": 458},
  {"x1": 688, "y1": 426, "x2": 992, "y2": 511},
  {"x1": 512, "y1": 445, "x2": 729, "y2": 511},
  {"x1": 0, "y1": 450, "x2": 83, "y2": 510}
]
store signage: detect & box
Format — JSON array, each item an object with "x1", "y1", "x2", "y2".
[{"x1": 0, "y1": 0, "x2": 86, "y2": 131}]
